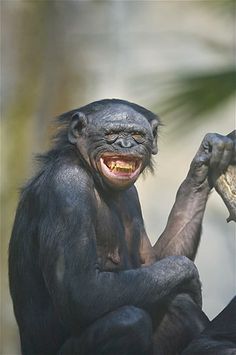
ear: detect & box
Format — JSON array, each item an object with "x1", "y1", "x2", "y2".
[
  {"x1": 150, "y1": 119, "x2": 159, "y2": 155},
  {"x1": 68, "y1": 112, "x2": 87, "y2": 144}
]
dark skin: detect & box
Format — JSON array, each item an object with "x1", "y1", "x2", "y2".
[{"x1": 9, "y1": 99, "x2": 236, "y2": 355}]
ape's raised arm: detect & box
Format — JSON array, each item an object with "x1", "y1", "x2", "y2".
[{"x1": 154, "y1": 132, "x2": 235, "y2": 260}]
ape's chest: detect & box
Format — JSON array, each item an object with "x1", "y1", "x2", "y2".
[{"x1": 95, "y1": 194, "x2": 142, "y2": 271}]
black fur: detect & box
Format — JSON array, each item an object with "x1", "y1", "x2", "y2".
[{"x1": 9, "y1": 99, "x2": 236, "y2": 355}]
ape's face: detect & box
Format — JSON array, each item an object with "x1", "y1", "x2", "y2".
[{"x1": 69, "y1": 103, "x2": 159, "y2": 189}]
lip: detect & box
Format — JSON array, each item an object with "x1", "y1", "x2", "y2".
[{"x1": 98, "y1": 153, "x2": 143, "y2": 183}]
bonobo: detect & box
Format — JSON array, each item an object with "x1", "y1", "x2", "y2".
[{"x1": 9, "y1": 99, "x2": 236, "y2": 355}]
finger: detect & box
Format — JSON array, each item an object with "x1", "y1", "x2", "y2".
[
  {"x1": 218, "y1": 142, "x2": 234, "y2": 173},
  {"x1": 209, "y1": 140, "x2": 225, "y2": 169},
  {"x1": 232, "y1": 143, "x2": 236, "y2": 164},
  {"x1": 227, "y1": 130, "x2": 236, "y2": 164},
  {"x1": 208, "y1": 134, "x2": 233, "y2": 169},
  {"x1": 202, "y1": 133, "x2": 215, "y2": 153},
  {"x1": 202, "y1": 133, "x2": 223, "y2": 155}
]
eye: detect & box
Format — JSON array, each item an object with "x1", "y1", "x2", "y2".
[
  {"x1": 105, "y1": 131, "x2": 119, "y2": 143},
  {"x1": 132, "y1": 132, "x2": 145, "y2": 143}
]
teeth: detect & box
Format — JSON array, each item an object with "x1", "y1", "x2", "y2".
[
  {"x1": 116, "y1": 162, "x2": 132, "y2": 169},
  {"x1": 114, "y1": 167, "x2": 132, "y2": 173},
  {"x1": 105, "y1": 160, "x2": 136, "y2": 173},
  {"x1": 111, "y1": 162, "x2": 116, "y2": 170}
]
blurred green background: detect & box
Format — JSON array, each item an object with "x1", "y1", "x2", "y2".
[{"x1": 1, "y1": 1, "x2": 235, "y2": 353}]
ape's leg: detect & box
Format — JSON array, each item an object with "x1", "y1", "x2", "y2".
[
  {"x1": 152, "y1": 293, "x2": 210, "y2": 355},
  {"x1": 182, "y1": 296, "x2": 236, "y2": 355},
  {"x1": 58, "y1": 305, "x2": 153, "y2": 355}
]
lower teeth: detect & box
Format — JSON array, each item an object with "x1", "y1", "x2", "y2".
[{"x1": 113, "y1": 167, "x2": 133, "y2": 173}]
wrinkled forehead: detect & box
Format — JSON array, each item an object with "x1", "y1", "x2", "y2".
[{"x1": 87, "y1": 104, "x2": 152, "y2": 130}]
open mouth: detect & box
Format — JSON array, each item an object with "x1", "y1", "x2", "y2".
[{"x1": 99, "y1": 154, "x2": 142, "y2": 182}]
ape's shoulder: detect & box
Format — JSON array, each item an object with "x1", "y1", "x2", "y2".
[
  {"x1": 46, "y1": 159, "x2": 95, "y2": 207},
  {"x1": 53, "y1": 161, "x2": 92, "y2": 190},
  {"x1": 21, "y1": 154, "x2": 94, "y2": 208}
]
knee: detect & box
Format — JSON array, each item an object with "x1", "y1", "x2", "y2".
[{"x1": 118, "y1": 306, "x2": 153, "y2": 352}]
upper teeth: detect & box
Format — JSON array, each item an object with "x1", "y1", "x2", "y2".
[{"x1": 107, "y1": 160, "x2": 135, "y2": 171}]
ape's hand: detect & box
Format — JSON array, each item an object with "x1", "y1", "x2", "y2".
[{"x1": 188, "y1": 132, "x2": 235, "y2": 189}]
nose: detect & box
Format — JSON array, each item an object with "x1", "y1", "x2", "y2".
[{"x1": 116, "y1": 137, "x2": 134, "y2": 149}]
